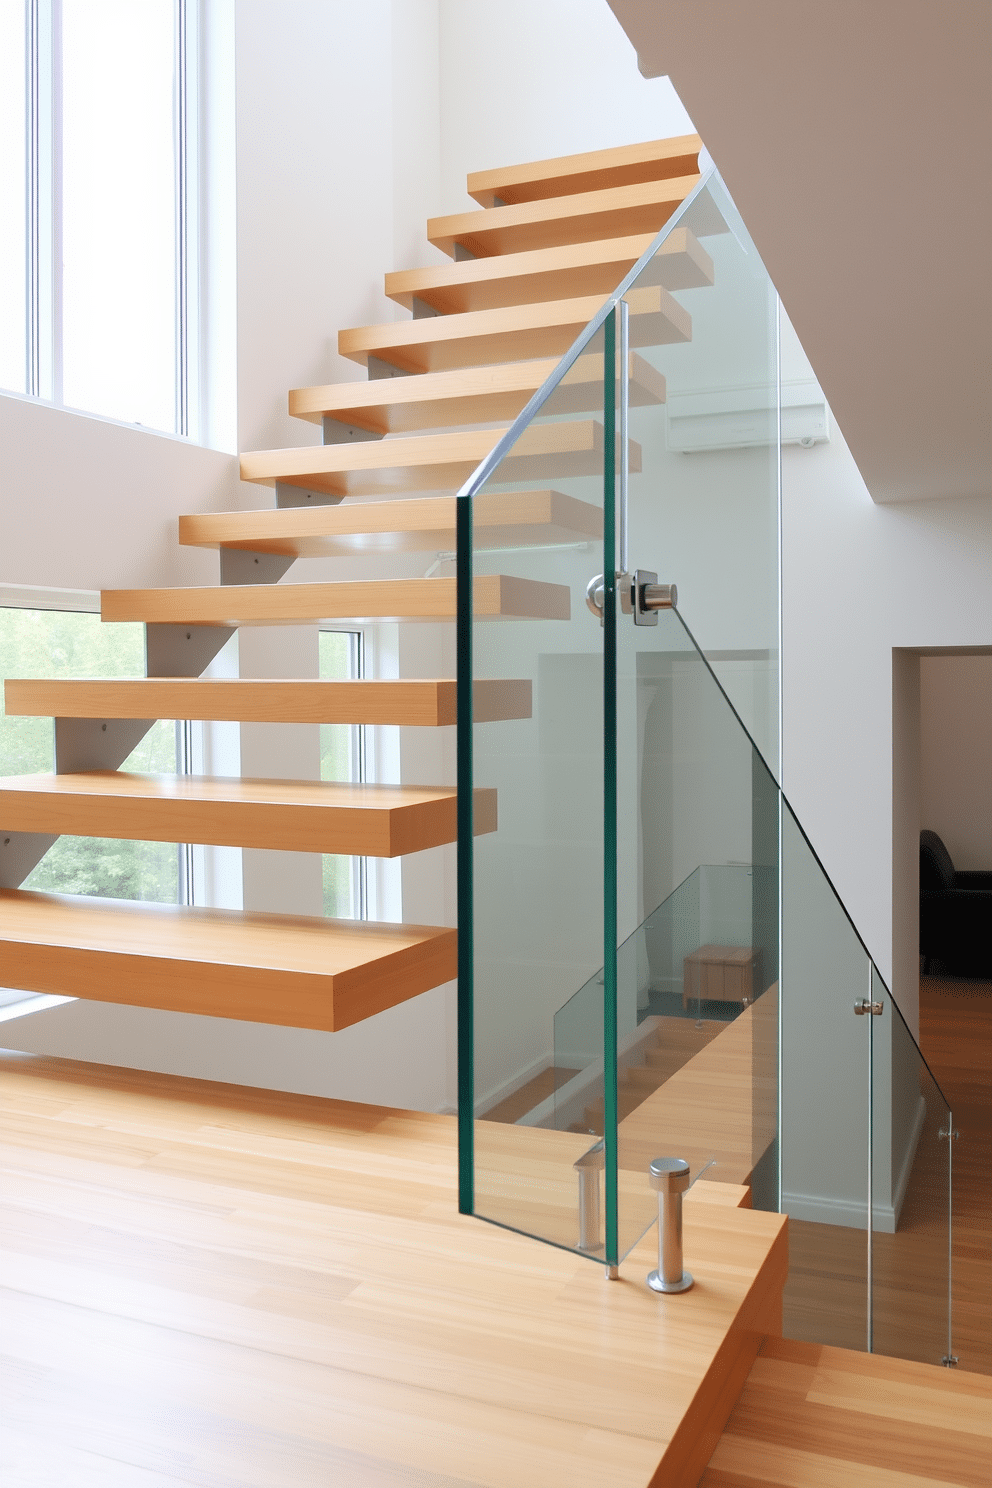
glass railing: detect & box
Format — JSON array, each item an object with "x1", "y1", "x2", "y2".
[{"x1": 455, "y1": 165, "x2": 954, "y2": 1367}]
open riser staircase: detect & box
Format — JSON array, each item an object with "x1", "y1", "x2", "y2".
[{"x1": 0, "y1": 132, "x2": 712, "y2": 1037}]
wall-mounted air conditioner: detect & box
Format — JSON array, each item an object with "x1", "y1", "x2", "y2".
[{"x1": 665, "y1": 379, "x2": 830, "y2": 452}]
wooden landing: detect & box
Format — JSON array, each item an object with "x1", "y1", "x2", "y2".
[
  {"x1": 700, "y1": 1335, "x2": 992, "y2": 1487},
  {"x1": 427, "y1": 175, "x2": 704, "y2": 258},
  {"x1": 337, "y1": 285, "x2": 689, "y2": 374},
  {"x1": 467, "y1": 133, "x2": 703, "y2": 207},
  {"x1": 0, "y1": 773, "x2": 497, "y2": 857},
  {"x1": 616, "y1": 988, "x2": 779, "y2": 1192},
  {"x1": 384, "y1": 228, "x2": 713, "y2": 315},
  {"x1": 0, "y1": 890, "x2": 456, "y2": 1030},
  {"x1": 0, "y1": 1054, "x2": 787, "y2": 1488},
  {"x1": 4, "y1": 677, "x2": 533, "y2": 727},
  {"x1": 178, "y1": 490, "x2": 603, "y2": 558},
  {"x1": 239, "y1": 420, "x2": 628, "y2": 498},
  {"x1": 101, "y1": 574, "x2": 572, "y2": 626},
  {"x1": 288, "y1": 351, "x2": 666, "y2": 432}
]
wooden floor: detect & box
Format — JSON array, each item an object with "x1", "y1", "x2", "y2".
[
  {"x1": 784, "y1": 973, "x2": 992, "y2": 1376},
  {"x1": 0, "y1": 1051, "x2": 787, "y2": 1488},
  {"x1": 700, "y1": 1335, "x2": 992, "y2": 1487}
]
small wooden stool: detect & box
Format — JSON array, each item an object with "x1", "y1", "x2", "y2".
[{"x1": 683, "y1": 945, "x2": 761, "y2": 1011}]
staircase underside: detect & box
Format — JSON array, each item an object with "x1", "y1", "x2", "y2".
[{"x1": 0, "y1": 1051, "x2": 787, "y2": 1488}]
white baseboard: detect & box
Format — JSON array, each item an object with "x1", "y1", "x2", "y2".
[{"x1": 783, "y1": 1095, "x2": 927, "y2": 1233}]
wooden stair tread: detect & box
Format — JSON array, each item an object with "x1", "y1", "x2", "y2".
[
  {"x1": 0, "y1": 773, "x2": 497, "y2": 856},
  {"x1": 239, "y1": 422, "x2": 633, "y2": 499},
  {"x1": 466, "y1": 133, "x2": 703, "y2": 206},
  {"x1": 700, "y1": 1336, "x2": 992, "y2": 1488},
  {"x1": 386, "y1": 227, "x2": 713, "y2": 315},
  {"x1": 427, "y1": 175, "x2": 709, "y2": 259},
  {"x1": 337, "y1": 285, "x2": 690, "y2": 374},
  {"x1": 288, "y1": 350, "x2": 666, "y2": 431},
  {"x1": 101, "y1": 575, "x2": 571, "y2": 626},
  {"x1": 3, "y1": 677, "x2": 533, "y2": 727},
  {"x1": 178, "y1": 491, "x2": 603, "y2": 557},
  {"x1": 0, "y1": 888, "x2": 456, "y2": 1031}
]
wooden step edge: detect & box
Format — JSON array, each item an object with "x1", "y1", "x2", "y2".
[
  {"x1": 3, "y1": 677, "x2": 534, "y2": 727},
  {"x1": 385, "y1": 227, "x2": 714, "y2": 315},
  {"x1": 288, "y1": 350, "x2": 666, "y2": 430},
  {"x1": 427, "y1": 174, "x2": 701, "y2": 258},
  {"x1": 0, "y1": 774, "x2": 499, "y2": 857},
  {"x1": 100, "y1": 575, "x2": 572, "y2": 626},
  {"x1": 465, "y1": 134, "x2": 703, "y2": 207},
  {"x1": 177, "y1": 491, "x2": 604, "y2": 558},
  {"x1": 0, "y1": 887, "x2": 458, "y2": 1032},
  {"x1": 336, "y1": 284, "x2": 689, "y2": 365}
]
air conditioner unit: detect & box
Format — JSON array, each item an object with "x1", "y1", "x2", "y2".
[{"x1": 665, "y1": 379, "x2": 830, "y2": 452}]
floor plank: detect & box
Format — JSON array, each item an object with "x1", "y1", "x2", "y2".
[{"x1": 0, "y1": 1051, "x2": 786, "y2": 1488}]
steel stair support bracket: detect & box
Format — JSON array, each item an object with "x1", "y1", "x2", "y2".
[
  {"x1": 54, "y1": 716, "x2": 158, "y2": 774},
  {"x1": 366, "y1": 356, "x2": 413, "y2": 381},
  {"x1": 321, "y1": 418, "x2": 384, "y2": 446},
  {"x1": 0, "y1": 831, "x2": 59, "y2": 890},
  {"x1": 275, "y1": 482, "x2": 345, "y2": 509},
  {"x1": 411, "y1": 298, "x2": 442, "y2": 320},
  {"x1": 145, "y1": 623, "x2": 237, "y2": 679},
  {"x1": 218, "y1": 550, "x2": 295, "y2": 587}
]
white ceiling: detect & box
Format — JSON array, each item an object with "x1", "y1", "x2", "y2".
[{"x1": 606, "y1": 0, "x2": 992, "y2": 504}]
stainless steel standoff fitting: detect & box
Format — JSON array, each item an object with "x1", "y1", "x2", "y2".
[{"x1": 646, "y1": 1156, "x2": 694, "y2": 1294}]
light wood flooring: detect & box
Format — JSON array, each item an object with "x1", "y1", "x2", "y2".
[
  {"x1": 0, "y1": 1051, "x2": 787, "y2": 1488},
  {"x1": 699, "y1": 1335, "x2": 992, "y2": 1487},
  {"x1": 783, "y1": 973, "x2": 992, "y2": 1376}
]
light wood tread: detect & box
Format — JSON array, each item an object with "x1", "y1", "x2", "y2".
[
  {"x1": 337, "y1": 284, "x2": 690, "y2": 374},
  {"x1": 615, "y1": 991, "x2": 779, "y2": 1191},
  {"x1": 0, "y1": 888, "x2": 456, "y2": 1031},
  {"x1": 239, "y1": 421, "x2": 635, "y2": 499},
  {"x1": 700, "y1": 1334, "x2": 992, "y2": 1488},
  {"x1": 428, "y1": 174, "x2": 705, "y2": 259},
  {"x1": 0, "y1": 773, "x2": 497, "y2": 856},
  {"x1": 178, "y1": 490, "x2": 603, "y2": 558},
  {"x1": 0, "y1": 1054, "x2": 788, "y2": 1488},
  {"x1": 101, "y1": 575, "x2": 571, "y2": 625},
  {"x1": 288, "y1": 350, "x2": 666, "y2": 432},
  {"x1": 3, "y1": 677, "x2": 533, "y2": 726},
  {"x1": 466, "y1": 133, "x2": 703, "y2": 206},
  {"x1": 385, "y1": 226, "x2": 713, "y2": 315}
]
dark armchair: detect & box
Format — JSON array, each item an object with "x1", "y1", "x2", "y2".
[{"x1": 920, "y1": 829, "x2": 992, "y2": 977}]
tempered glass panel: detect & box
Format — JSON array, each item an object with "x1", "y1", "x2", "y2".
[
  {"x1": 622, "y1": 174, "x2": 780, "y2": 778},
  {"x1": 0, "y1": 607, "x2": 178, "y2": 901},
  {"x1": 615, "y1": 607, "x2": 779, "y2": 1257},
  {"x1": 0, "y1": 0, "x2": 27, "y2": 392},
  {"x1": 61, "y1": 0, "x2": 178, "y2": 430},
  {"x1": 871, "y1": 966, "x2": 952, "y2": 1366},
  {"x1": 469, "y1": 321, "x2": 608, "y2": 1256},
  {"x1": 780, "y1": 802, "x2": 870, "y2": 1351}
]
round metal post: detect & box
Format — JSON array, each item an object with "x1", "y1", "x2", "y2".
[{"x1": 646, "y1": 1156, "x2": 693, "y2": 1294}]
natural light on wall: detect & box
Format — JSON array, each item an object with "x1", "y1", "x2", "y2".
[{"x1": 0, "y1": 0, "x2": 195, "y2": 435}]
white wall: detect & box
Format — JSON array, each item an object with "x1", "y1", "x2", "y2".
[
  {"x1": 920, "y1": 655, "x2": 992, "y2": 872},
  {"x1": 782, "y1": 308, "x2": 992, "y2": 1035}
]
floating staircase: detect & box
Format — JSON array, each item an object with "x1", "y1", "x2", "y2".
[{"x1": 0, "y1": 132, "x2": 712, "y2": 1037}]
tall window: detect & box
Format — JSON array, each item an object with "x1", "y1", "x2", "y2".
[{"x1": 0, "y1": 0, "x2": 196, "y2": 435}]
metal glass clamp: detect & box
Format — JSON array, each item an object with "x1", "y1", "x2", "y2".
[
  {"x1": 854, "y1": 999, "x2": 884, "y2": 1016},
  {"x1": 585, "y1": 572, "x2": 678, "y2": 626}
]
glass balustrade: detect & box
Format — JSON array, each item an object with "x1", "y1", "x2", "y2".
[{"x1": 456, "y1": 164, "x2": 954, "y2": 1365}]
